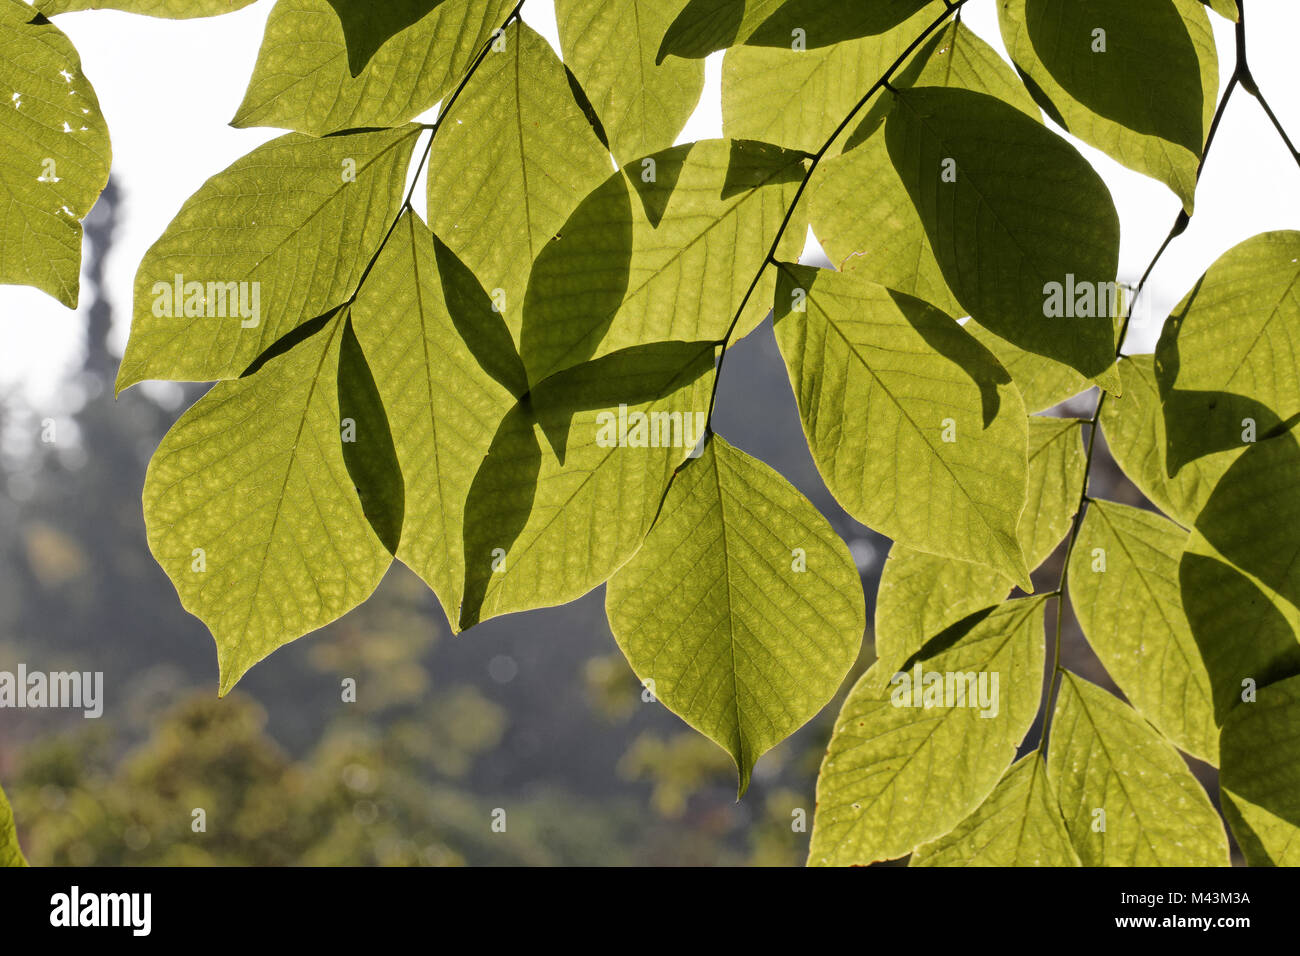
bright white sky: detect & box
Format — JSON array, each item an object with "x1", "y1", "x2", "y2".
[{"x1": 2, "y1": 0, "x2": 1298, "y2": 410}]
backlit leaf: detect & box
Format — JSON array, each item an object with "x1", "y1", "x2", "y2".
[
  {"x1": 519, "y1": 139, "x2": 808, "y2": 387},
  {"x1": 809, "y1": 596, "x2": 1048, "y2": 866},
  {"x1": 142, "y1": 312, "x2": 394, "y2": 694},
  {"x1": 233, "y1": 0, "x2": 514, "y2": 135},
  {"x1": 117, "y1": 126, "x2": 419, "y2": 391},
  {"x1": 910, "y1": 756, "x2": 1080, "y2": 866},
  {"x1": 556, "y1": 0, "x2": 705, "y2": 164},
  {"x1": 1067, "y1": 499, "x2": 1218, "y2": 763},
  {"x1": 1220, "y1": 673, "x2": 1300, "y2": 866},
  {"x1": 606, "y1": 434, "x2": 865, "y2": 794},
  {"x1": 0, "y1": 783, "x2": 26, "y2": 867},
  {"x1": 348, "y1": 211, "x2": 517, "y2": 630},
  {"x1": 0, "y1": 0, "x2": 111, "y2": 307},
  {"x1": 427, "y1": 21, "x2": 612, "y2": 345},
  {"x1": 885, "y1": 85, "x2": 1121, "y2": 381},
  {"x1": 999, "y1": 0, "x2": 1217, "y2": 211},
  {"x1": 773, "y1": 264, "x2": 1031, "y2": 588},
  {"x1": 35, "y1": 0, "x2": 254, "y2": 15},
  {"x1": 1047, "y1": 671, "x2": 1229, "y2": 866}
]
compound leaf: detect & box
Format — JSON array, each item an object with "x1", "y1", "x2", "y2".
[{"x1": 606, "y1": 434, "x2": 865, "y2": 795}]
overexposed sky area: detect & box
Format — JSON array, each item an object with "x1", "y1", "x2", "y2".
[{"x1": 2, "y1": 0, "x2": 1298, "y2": 411}]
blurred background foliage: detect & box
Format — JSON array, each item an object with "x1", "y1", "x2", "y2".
[{"x1": 0, "y1": 177, "x2": 1162, "y2": 866}]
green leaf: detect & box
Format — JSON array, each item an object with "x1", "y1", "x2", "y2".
[
  {"x1": 721, "y1": 4, "x2": 937, "y2": 154},
  {"x1": 965, "y1": 322, "x2": 1090, "y2": 414},
  {"x1": 519, "y1": 139, "x2": 808, "y2": 387},
  {"x1": 885, "y1": 85, "x2": 1121, "y2": 382},
  {"x1": 1180, "y1": 542, "x2": 1300, "y2": 730},
  {"x1": 606, "y1": 434, "x2": 865, "y2": 795},
  {"x1": 1021, "y1": 416, "x2": 1085, "y2": 570},
  {"x1": 874, "y1": 544, "x2": 1011, "y2": 674},
  {"x1": 0, "y1": 782, "x2": 26, "y2": 867},
  {"x1": 806, "y1": 19, "x2": 1040, "y2": 311},
  {"x1": 1222, "y1": 789, "x2": 1300, "y2": 867},
  {"x1": 348, "y1": 211, "x2": 517, "y2": 631},
  {"x1": 1220, "y1": 673, "x2": 1300, "y2": 866},
  {"x1": 657, "y1": 0, "x2": 931, "y2": 61},
  {"x1": 1155, "y1": 231, "x2": 1300, "y2": 474},
  {"x1": 910, "y1": 756, "x2": 1080, "y2": 866},
  {"x1": 1202, "y1": 0, "x2": 1238, "y2": 20},
  {"x1": 873, "y1": 417, "x2": 1079, "y2": 669},
  {"x1": 459, "y1": 341, "x2": 716, "y2": 629},
  {"x1": 324, "y1": 0, "x2": 446, "y2": 76},
  {"x1": 809, "y1": 596, "x2": 1048, "y2": 866},
  {"x1": 0, "y1": 0, "x2": 111, "y2": 307},
  {"x1": 556, "y1": 0, "x2": 705, "y2": 165},
  {"x1": 1100, "y1": 355, "x2": 1240, "y2": 526},
  {"x1": 999, "y1": 0, "x2": 1218, "y2": 211},
  {"x1": 1067, "y1": 499, "x2": 1218, "y2": 763},
  {"x1": 773, "y1": 264, "x2": 1031, "y2": 588},
  {"x1": 233, "y1": 0, "x2": 514, "y2": 135},
  {"x1": 808, "y1": 133, "x2": 963, "y2": 315},
  {"x1": 142, "y1": 312, "x2": 394, "y2": 694},
  {"x1": 1194, "y1": 431, "x2": 1300, "y2": 611},
  {"x1": 35, "y1": 0, "x2": 255, "y2": 15},
  {"x1": 1047, "y1": 671, "x2": 1230, "y2": 866},
  {"x1": 116, "y1": 126, "x2": 419, "y2": 391},
  {"x1": 427, "y1": 21, "x2": 613, "y2": 345}
]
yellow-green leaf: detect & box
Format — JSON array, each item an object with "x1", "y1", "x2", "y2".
[
  {"x1": 349, "y1": 211, "x2": 517, "y2": 631},
  {"x1": 810, "y1": 596, "x2": 1048, "y2": 866},
  {"x1": 519, "y1": 139, "x2": 808, "y2": 386},
  {"x1": 999, "y1": 0, "x2": 1218, "y2": 212},
  {"x1": 427, "y1": 21, "x2": 612, "y2": 345},
  {"x1": 885, "y1": 85, "x2": 1121, "y2": 382},
  {"x1": 910, "y1": 756, "x2": 1080, "y2": 866},
  {"x1": 0, "y1": 0, "x2": 111, "y2": 307},
  {"x1": 1220, "y1": 673, "x2": 1300, "y2": 866},
  {"x1": 0, "y1": 782, "x2": 26, "y2": 867},
  {"x1": 774, "y1": 264, "x2": 1031, "y2": 588},
  {"x1": 1067, "y1": 499, "x2": 1218, "y2": 763},
  {"x1": 117, "y1": 126, "x2": 419, "y2": 391},
  {"x1": 606, "y1": 434, "x2": 865, "y2": 795},
  {"x1": 143, "y1": 313, "x2": 393, "y2": 694},
  {"x1": 556, "y1": 0, "x2": 705, "y2": 165},
  {"x1": 233, "y1": 0, "x2": 514, "y2": 135},
  {"x1": 1047, "y1": 671, "x2": 1230, "y2": 866}
]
